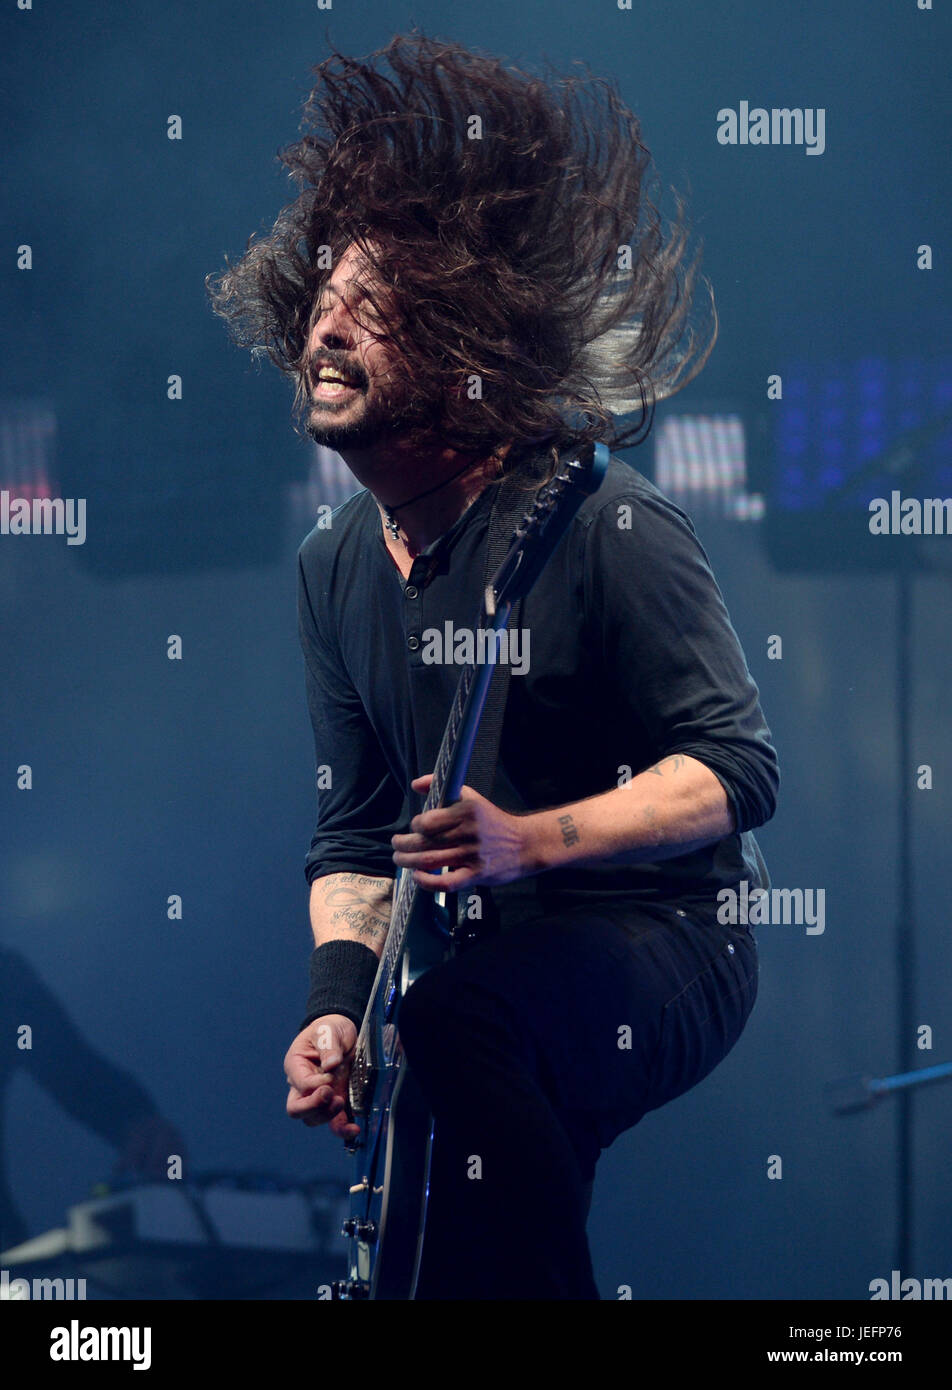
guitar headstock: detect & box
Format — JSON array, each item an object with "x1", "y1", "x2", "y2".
[{"x1": 488, "y1": 441, "x2": 610, "y2": 613}]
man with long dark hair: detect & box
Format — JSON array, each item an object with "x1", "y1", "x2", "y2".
[{"x1": 208, "y1": 33, "x2": 778, "y2": 1299}]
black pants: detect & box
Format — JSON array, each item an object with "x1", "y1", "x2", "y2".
[{"x1": 397, "y1": 896, "x2": 758, "y2": 1300}]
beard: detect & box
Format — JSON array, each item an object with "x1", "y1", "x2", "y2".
[{"x1": 303, "y1": 371, "x2": 444, "y2": 453}]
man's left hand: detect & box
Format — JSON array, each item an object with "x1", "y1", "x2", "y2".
[{"x1": 391, "y1": 773, "x2": 534, "y2": 890}]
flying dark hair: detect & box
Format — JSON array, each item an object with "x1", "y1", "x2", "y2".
[{"x1": 206, "y1": 31, "x2": 717, "y2": 470}]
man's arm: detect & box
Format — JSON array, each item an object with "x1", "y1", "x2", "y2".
[
  {"x1": 286, "y1": 874, "x2": 395, "y2": 1141},
  {"x1": 529, "y1": 483, "x2": 777, "y2": 872},
  {"x1": 520, "y1": 752, "x2": 734, "y2": 875},
  {"x1": 583, "y1": 483, "x2": 780, "y2": 838},
  {"x1": 308, "y1": 871, "x2": 395, "y2": 956},
  {"x1": 287, "y1": 534, "x2": 404, "y2": 1141},
  {"x1": 394, "y1": 756, "x2": 733, "y2": 889},
  {"x1": 297, "y1": 538, "x2": 408, "y2": 887}
]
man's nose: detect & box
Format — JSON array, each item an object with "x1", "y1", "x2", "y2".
[{"x1": 311, "y1": 300, "x2": 355, "y2": 351}]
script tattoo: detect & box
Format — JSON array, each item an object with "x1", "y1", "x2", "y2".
[
  {"x1": 646, "y1": 754, "x2": 686, "y2": 777},
  {"x1": 319, "y1": 873, "x2": 393, "y2": 944}
]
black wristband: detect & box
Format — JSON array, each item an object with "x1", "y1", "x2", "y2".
[{"x1": 299, "y1": 939, "x2": 379, "y2": 1035}]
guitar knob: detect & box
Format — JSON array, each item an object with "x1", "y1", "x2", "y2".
[
  {"x1": 341, "y1": 1217, "x2": 358, "y2": 1238},
  {"x1": 356, "y1": 1220, "x2": 377, "y2": 1243}
]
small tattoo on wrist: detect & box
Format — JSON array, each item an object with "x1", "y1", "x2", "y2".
[{"x1": 558, "y1": 813, "x2": 580, "y2": 848}]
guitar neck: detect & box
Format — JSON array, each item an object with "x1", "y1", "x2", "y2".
[{"x1": 378, "y1": 595, "x2": 510, "y2": 999}]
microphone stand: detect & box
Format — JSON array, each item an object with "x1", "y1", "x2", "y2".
[{"x1": 827, "y1": 1060, "x2": 952, "y2": 1114}]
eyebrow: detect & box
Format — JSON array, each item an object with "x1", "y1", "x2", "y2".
[
  {"x1": 314, "y1": 285, "x2": 340, "y2": 316},
  {"x1": 312, "y1": 281, "x2": 391, "y2": 340},
  {"x1": 317, "y1": 280, "x2": 371, "y2": 311}
]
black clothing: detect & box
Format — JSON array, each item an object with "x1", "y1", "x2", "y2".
[
  {"x1": 399, "y1": 896, "x2": 758, "y2": 1299},
  {"x1": 295, "y1": 451, "x2": 778, "y2": 1299},
  {"x1": 297, "y1": 455, "x2": 779, "y2": 922}
]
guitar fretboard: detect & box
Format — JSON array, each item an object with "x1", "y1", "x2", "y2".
[{"x1": 379, "y1": 634, "x2": 480, "y2": 994}]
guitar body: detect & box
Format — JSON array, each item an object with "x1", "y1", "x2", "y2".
[
  {"x1": 337, "y1": 873, "x2": 454, "y2": 1300},
  {"x1": 329, "y1": 441, "x2": 609, "y2": 1300}
]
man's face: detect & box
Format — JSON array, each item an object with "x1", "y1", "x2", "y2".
[{"x1": 302, "y1": 241, "x2": 434, "y2": 452}]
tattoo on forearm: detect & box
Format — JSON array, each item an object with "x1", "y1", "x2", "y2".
[
  {"x1": 317, "y1": 873, "x2": 393, "y2": 943},
  {"x1": 647, "y1": 754, "x2": 686, "y2": 777},
  {"x1": 557, "y1": 813, "x2": 580, "y2": 848}
]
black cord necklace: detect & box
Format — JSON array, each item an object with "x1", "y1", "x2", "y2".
[{"x1": 383, "y1": 457, "x2": 483, "y2": 542}]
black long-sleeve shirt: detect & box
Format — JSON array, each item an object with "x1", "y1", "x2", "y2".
[{"x1": 296, "y1": 454, "x2": 779, "y2": 924}]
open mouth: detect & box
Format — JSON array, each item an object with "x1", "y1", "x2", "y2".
[{"x1": 312, "y1": 366, "x2": 362, "y2": 399}]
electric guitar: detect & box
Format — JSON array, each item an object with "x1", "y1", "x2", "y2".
[{"x1": 331, "y1": 440, "x2": 609, "y2": 1300}]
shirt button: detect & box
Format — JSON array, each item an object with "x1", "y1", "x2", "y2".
[
  {"x1": 407, "y1": 635, "x2": 420, "y2": 651},
  {"x1": 405, "y1": 585, "x2": 418, "y2": 600}
]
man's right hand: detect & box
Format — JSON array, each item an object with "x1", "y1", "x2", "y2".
[{"x1": 285, "y1": 1014, "x2": 360, "y2": 1144}]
